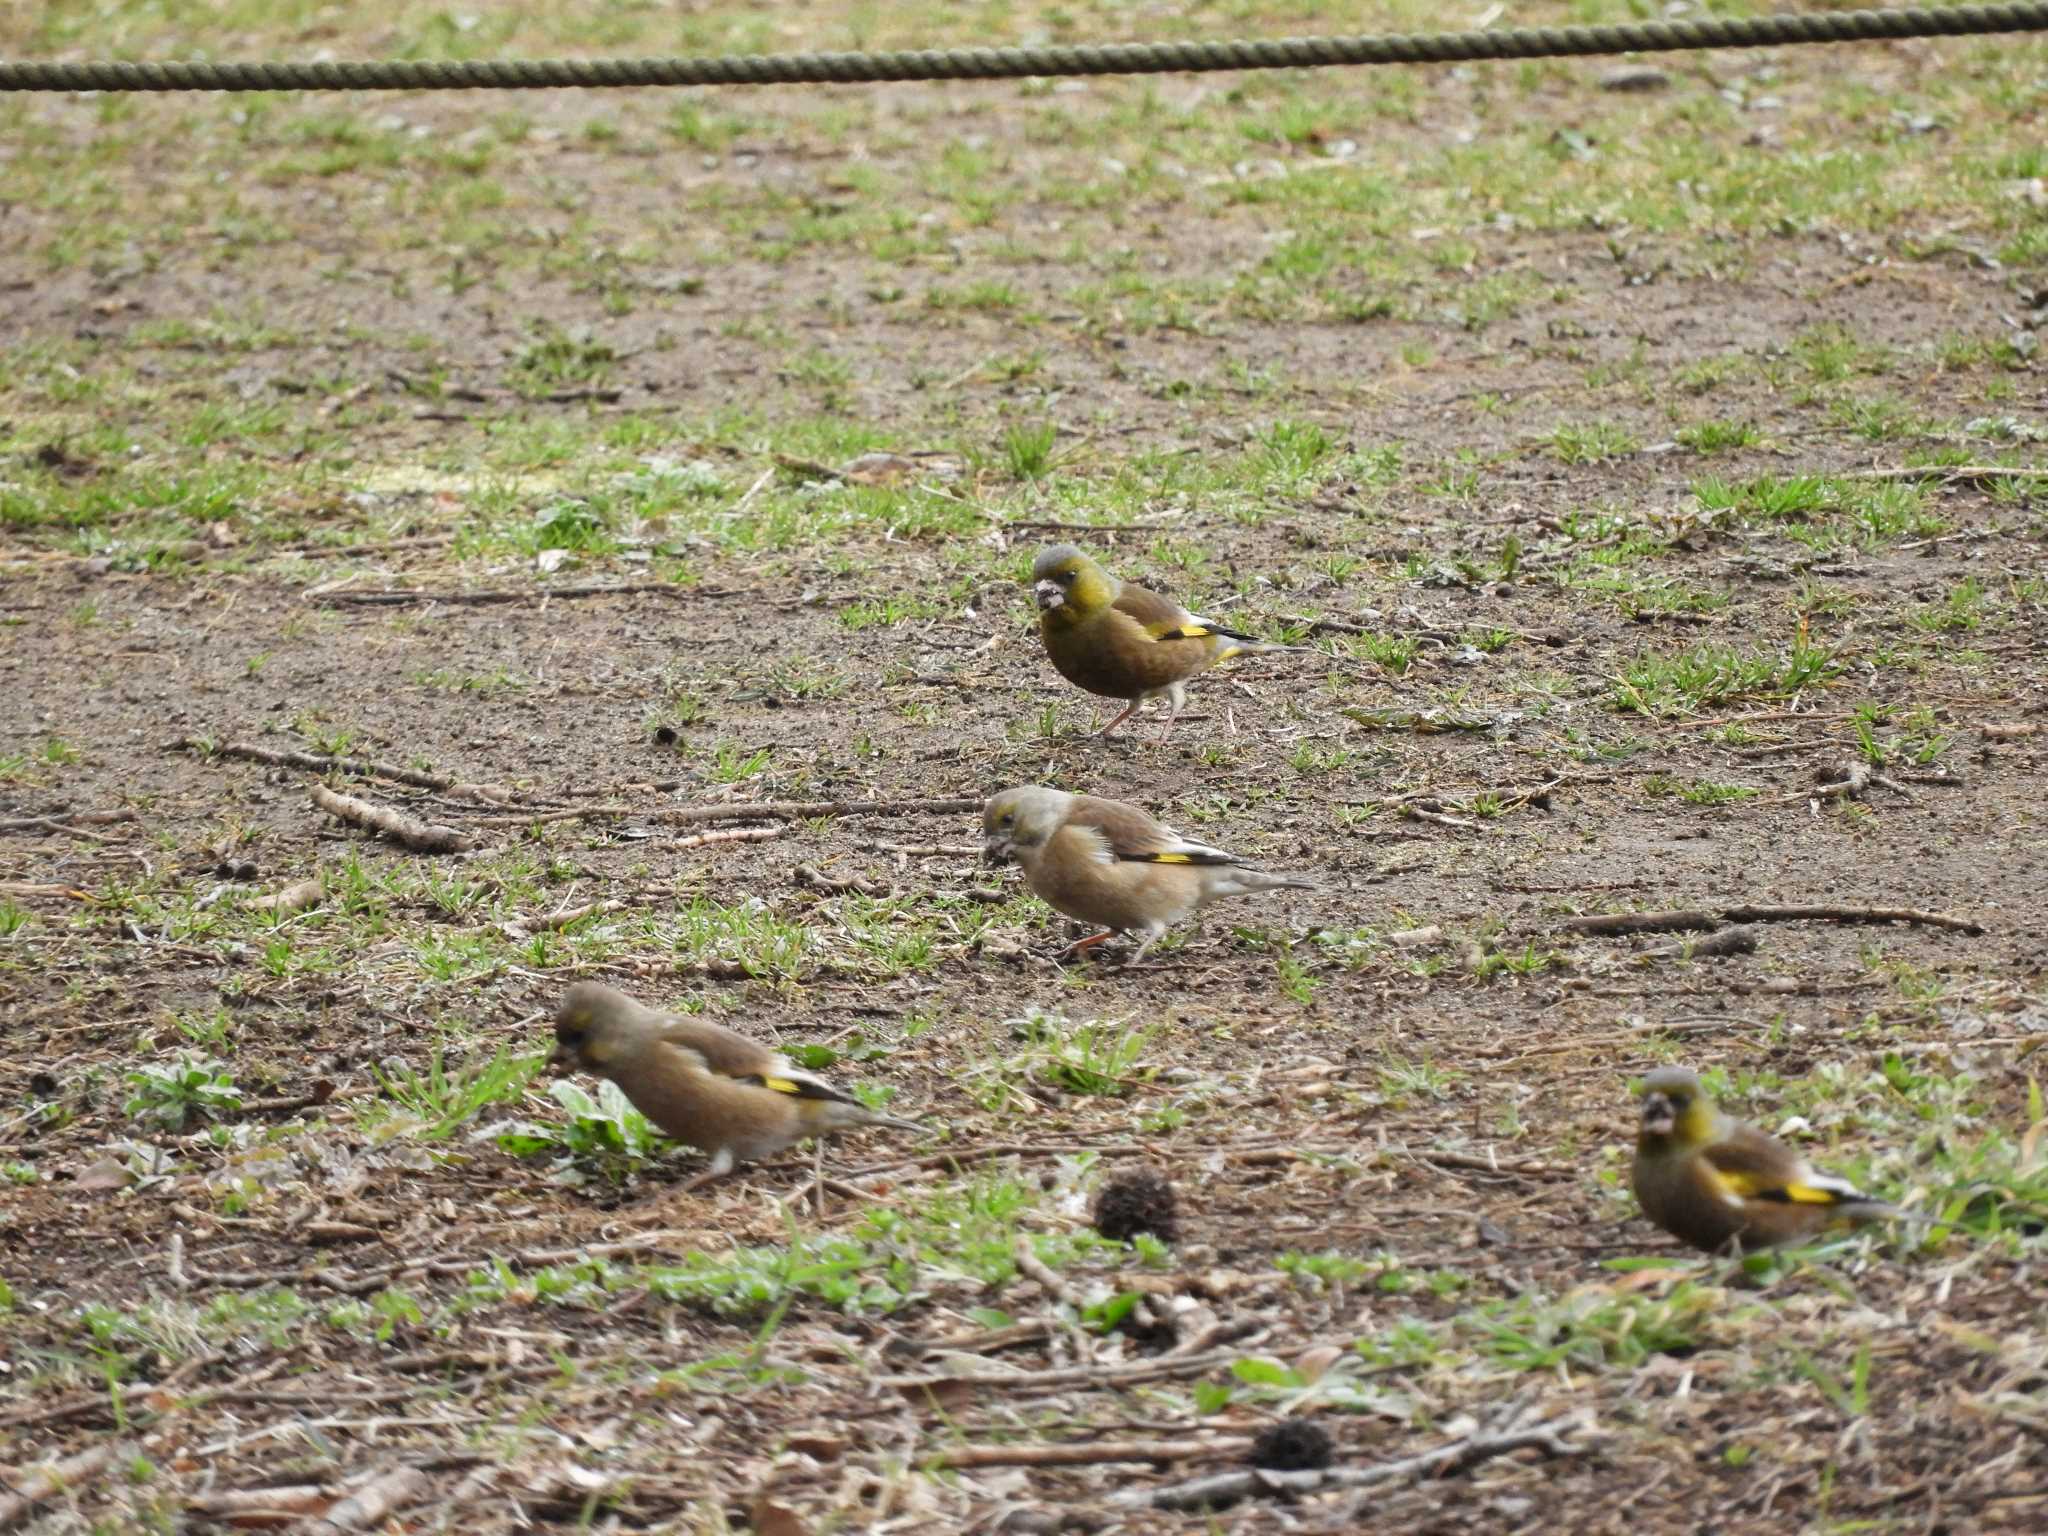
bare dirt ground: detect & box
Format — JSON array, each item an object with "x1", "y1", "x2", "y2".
[{"x1": 2, "y1": 2, "x2": 2046, "y2": 1532}]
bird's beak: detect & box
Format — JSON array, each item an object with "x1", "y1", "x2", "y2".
[
  {"x1": 983, "y1": 834, "x2": 1014, "y2": 866},
  {"x1": 1034, "y1": 579, "x2": 1064, "y2": 612},
  {"x1": 1640, "y1": 1092, "x2": 1675, "y2": 1138}
]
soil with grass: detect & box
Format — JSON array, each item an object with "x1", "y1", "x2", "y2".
[{"x1": 2, "y1": 4, "x2": 2046, "y2": 1532}]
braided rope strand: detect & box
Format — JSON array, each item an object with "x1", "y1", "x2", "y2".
[{"x1": 2, "y1": 5, "x2": 2045, "y2": 93}]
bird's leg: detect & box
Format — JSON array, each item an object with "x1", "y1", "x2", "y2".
[
  {"x1": 1156, "y1": 682, "x2": 1187, "y2": 743},
  {"x1": 1059, "y1": 930, "x2": 1118, "y2": 961},
  {"x1": 812, "y1": 1137, "x2": 825, "y2": 1221},
  {"x1": 677, "y1": 1146, "x2": 737, "y2": 1195},
  {"x1": 1098, "y1": 698, "x2": 1142, "y2": 737},
  {"x1": 1125, "y1": 924, "x2": 1168, "y2": 964}
]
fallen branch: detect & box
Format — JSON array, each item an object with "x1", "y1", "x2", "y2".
[
  {"x1": 1844, "y1": 465, "x2": 2048, "y2": 486},
  {"x1": 248, "y1": 875, "x2": 325, "y2": 915},
  {"x1": 185, "y1": 1486, "x2": 333, "y2": 1522},
  {"x1": 304, "y1": 1466, "x2": 431, "y2": 1534},
  {"x1": 1642, "y1": 925, "x2": 1760, "y2": 961},
  {"x1": 0, "y1": 809, "x2": 137, "y2": 836},
  {"x1": 1556, "y1": 911, "x2": 1718, "y2": 937},
  {"x1": 311, "y1": 782, "x2": 472, "y2": 855},
  {"x1": 930, "y1": 1438, "x2": 1252, "y2": 1471},
  {"x1": 794, "y1": 862, "x2": 892, "y2": 897},
  {"x1": 173, "y1": 738, "x2": 452, "y2": 794},
  {"x1": 1118, "y1": 1407, "x2": 1590, "y2": 1513},
  {"x1": 322, "y1": 583, "x2": 745, "y2": 607},
  {"x1": 664, "y1": 797, "x2": 980, "y2": 827},
  {"x1": 1983, "y1": 722, "x2": 2045, "y2": 740},
  {"x1": 497, "y1": 901, "x2": 624, "y2": 939},
  {"x1": 1408, "y1": 1148, "x2": 1568, "y2": 1180},
  {"x1": 1719, "y1": 903, "x2": 1983, "y2": 935},
  {"x1": 1801, "y1": 758, "x2": 1913, "y2": 806},
  {"x1": 677, "y1": 825, "x2": 787, "y2": 851},
  {"x1": 881, "y1": 1346, "x2": 1248, "y2": 1397},
  {"x1": 0, "y1": 1440, "x2": 134, "y2": 1529},
  {"x1": 1559, "y1": 904, "x2": 1981, "y2": 937}
]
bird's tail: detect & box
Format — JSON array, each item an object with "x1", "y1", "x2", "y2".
[{"x1": 1207, "y1": 869, "x2": 1315, "y2": 899}]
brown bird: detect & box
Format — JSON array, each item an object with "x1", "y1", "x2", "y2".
[
  {"x1": 1032, "y1": 544, "x2": 1298, "y2": 740},
  {"x1": 983, "y1": 784, "x2": 1313, "y2": 962},
  {"x1": 550, "y1": 981, "x2": 920, "y2": 1184},
  {"x1": 1632, "y1": 1066, "x2": 1894, "y2": 1254}
]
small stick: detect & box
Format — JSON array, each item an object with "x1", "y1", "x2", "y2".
[
  {"x1": 663, "y1": 796, "x2": 981, "y2": 827},
  {"x1": 304, "y1": 1466, "x2": 431, "y2": 1534},
  {"x1": 794, "y1": 863, "x2": 892, "y2": 897},
  {"x1": 172, "y1": 737, "x2": 457, "y2": 794},
  {"x1": 311, "y1": 782, "x2": 472, "y2": 854},
  {"x1": 1122, "y1": 1409, "x2": 1588, "y2": 1512},
  {"x1": 1718, "y1": 903, "x2": 1984, "y2": 935},
  {"x1": 676, "y1": 825, "x2": 786, "y2": 851},
  {"x1": 1408, "y1": 1148, "x2": 1568, "y2": 1179},
  {"x1": 880, "y1": 1346, "x2": 1248, "y2": 1395},
  {"x1": 929, "y1": 1438, "x2": 1252, "y2": 1471},
  {"x1": 185, "y1": 1487, "x2": 332, "y2": 1521},
  {"x1": 497, "y1": 900, "x2": 624, "y2": 939},
  {"x1": 1558, "y1": 904, "x2": 1980, "y2": 937},
  {"x1": 1642, "y1": 925, "x2": 1760, "y2": 960},
  {"x1": 323, "y1": 583, "x2": 749, "y2": 607},
  {"x1": 248, "y1": 875, "x2": 324, "y2": 915},
  {"x1": 0, "y1": 1441, "x2": 135, "y2": 1529},
  {"x1": 1555, "y1": 911, "x2": 1719, "y2": 936},
  {"x1": 1843, "y1": 465, "x2": 2048, "y2": 485},
  {"x1": 1982, "y1": 722, "x2": 2044, "y2": 740}
]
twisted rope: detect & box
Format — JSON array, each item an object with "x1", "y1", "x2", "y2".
[{"x1": 3, "y1": 4, "x2": 2045, "y2": 94}]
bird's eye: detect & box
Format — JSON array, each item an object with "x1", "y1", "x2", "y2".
[
  {"x1": 998, "y1": 812, "x2": 1013, "y2": 827},
  {"x1": 1058, "y1": 570, "x2": 1074, "y2": 584}
]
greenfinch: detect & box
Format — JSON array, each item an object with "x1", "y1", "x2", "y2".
[
  {"x1": 1632, "y1": 1067, "x2": 1894, "y2": 1254},
  {"x1": 982, "y1": 784, "x2": 1313, "y2": 962},
  {"x1": 1032, "y1": 544, "x2": 1295, "y2": 740},
  {"x1": 550, "y1": 982, "x2": 920, "y2": 1182}
]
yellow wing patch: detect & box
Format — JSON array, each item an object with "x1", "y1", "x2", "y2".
[
  {"x1": 1705, "y1": 1165, "x2": 1849, "y2": 1206},
  {"x1": 760, "y1": 1075, "x2": 803, "y2": 1096},
  {"x1": 1780, "y1": 1181, "x2": 1852, "y2": 1206}
]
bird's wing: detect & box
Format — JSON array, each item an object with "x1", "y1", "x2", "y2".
[
  {"x1": 654, "y1": 1017, "x2": 778, "y2": 1080},
  {"x1": 1700, "y1": 1125, "x2": 1872, "y2": 1206},
  {"x1": 1066, "y1": 795, "x2": 1241, "y2": 866},
  {"x1": 1113, "y1": 580, "x2": 1267, "y2": 647},
  {"x1": 732, "y1": 1067, "x2": 864, "y2": 1107},
  {"x1": 1110, "y1": 580, "x2": 1199, "y2": 638}
]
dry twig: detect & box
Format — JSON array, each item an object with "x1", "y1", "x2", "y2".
[
  {"x1": 0, "y1": 1440, "x2": 134, "y2": 1529},
  {"x1": 930, "y1": 1438, "x2": 1252, "y2": 1470},
  {"x1": 1118, "y1": 1406, "x2": 1590, "y2": 1513},
  {"x1": 304, "y1": 1466, "x2": 431, "y2": 1534},
  {"x1": 311, "y1": 782, "x2": 472, "y2": 855},
  {"x1": 321, "y1": 583, "x2": 745, "y2": 607},
  {"x1": 1642, "y1": 925, "x2": 1760, "y2": 961}
]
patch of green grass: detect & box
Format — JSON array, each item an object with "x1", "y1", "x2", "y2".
[{"x1": 1612, "y1": 639, "x2": 1842, "y2": 717}]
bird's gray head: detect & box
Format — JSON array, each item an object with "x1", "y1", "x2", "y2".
[
  {"x1": 1031, "y1": 544, "x2": 1091, "y2": 614},
  {"x1": 982, "y1": 784, "x2": 1072, "y2": 864},
  {"x1": 552, "y1": 981, "x2": 643, "y2": 1073},
  {"x1": 1636, "y1": 1066, "x2": 1705, "y2": 1141}
]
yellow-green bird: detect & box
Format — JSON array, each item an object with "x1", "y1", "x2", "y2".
[
  {"x1": 550, "y1": 981, "x2": 920, "y2": 1185},
  {"x1": 1631, "y1": 1067, "x2": 1894, "y2": 1254},
  {"x1": 983, "y1": 784, "x2": 1313, "y2": 962},
  {"x1": 1031, "y1": 544, "x2": 1296, "y2": 740}
]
